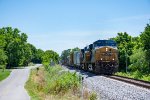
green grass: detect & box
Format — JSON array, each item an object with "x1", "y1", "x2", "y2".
[
  {"x1": 25, "y1": 65, "x2": 97, "y2": 100},
  {"x1": 0, "y1": 69, "x2": 11, "y2": 81},
  {"x1": 25, "y1": 65, "x2": 81, "y2": 100},
  {"x1": 28, "y1": 62, "x2": 35, "y2": 66},
  {"x1": 115, "y1": 71, "x2": 150, "y2": 82}
]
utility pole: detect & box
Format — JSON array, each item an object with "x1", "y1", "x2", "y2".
[
  {"x1": 125, "y1": 50, "x2": 128, "y2": 73},
  {"x1": 9, "y1": 49, "x2": 11, "y2": 69},
  {"x1": 125, "y1": 43, "x2": 128, "y2": 73},
  {"x1": 79, "y1": 74, "x2": 84, "y2": 100},
  {"x1": 81, "y1": 76, "x2": 84, "y2": 100}
]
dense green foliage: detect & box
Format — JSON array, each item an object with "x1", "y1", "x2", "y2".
[
  {"x1": 25, "y1": 65, "x2": 81, "y2": 100},
  {"x1": 116, "y1": 72, "x2": 150, "y2": 82},
  {"x1": 61, "y1": 47, "x2": 80, "y2": 62},
  {"x1": 0, "y1": 27, "x2": 29, "y2": 68},
  {"x1": 129, "y1": 48, "x2": 149, "y2": 74},
  {"x1": 113, "y1": 23, "x2": 150, "y2": 79},
  {"x1": 112, "y1": 32, "x2": 134, "y2": 71},
  {"x1": 61, "y1": 49, "x2": 71, "y2": 63},
  {"x1": 32, "y1": 49, "x2": 44, "y2": 63},
  {"x1": 45, "y1": 66, "x2": 80, "y2": 94},
  {"x1": 0, "y1": 27, "x2": 59, "y2": 69},
  {"x1": 42, "y1": 50, "x2": 59, "y2": 69},
  {"x1": 0, "y1": 49, "x2": 7, "y2": 68},
  {"x1": 140, "y1": 24, "x2": 150, "y2": 71}
]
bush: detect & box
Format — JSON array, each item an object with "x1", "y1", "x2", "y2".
[
  {"x1": 115, "y1": 71, "x2": 150, "y2": 82},
  {"x1": 44, "y1": 65, "x2": 80, "y2": 95},
  {"x1": 25, "y1": 65, "x2": 96, "y2": 100},
  {"x1": 0, "y1": 65, "x2": 6, "y2": 72},
  {"x1": 28, "y1": 62, "x2": 35, "y2": 66},
  {"x1": 132, "y1": 70, "x2": 143, "y2": 79},
  {"x1": 141, "y1": 75, "x2": 150, "y2": 81},
  {"x1": 89, "y1": 92, "x2": 97, "y2": 100}
]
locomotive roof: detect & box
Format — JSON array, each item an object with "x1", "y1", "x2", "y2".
[
  {"x1": 93, "y1": 40, "x2": 116, "y2": 44},
  {"x1": 93, "y1": 40, "x2": 117, "y2": 47}
]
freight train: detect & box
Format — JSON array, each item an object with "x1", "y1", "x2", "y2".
[{"x1": 62, "y1": 40, "x2": 119, "y2": 75}]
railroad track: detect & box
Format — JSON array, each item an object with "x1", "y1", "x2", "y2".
[
  {"x1": 105, "y1": 75, "x2": 150, "y2": 89},
  {"x1": 64, "y1": 65, "x2": 150, "y2": 89}
]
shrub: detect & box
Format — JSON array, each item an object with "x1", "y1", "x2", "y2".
[
  {"x1": 132, "y1": 70, "x2": 143, "y2": 79},
  {"x1": 89, "y1": 92, "x2": 97, "y2": 100},
  {"x1": 44, "y1": 66, "x2": 80, "y2": 95},
  {"x1": 141, "y1": 75, "x2": 150, "y2": 81}
]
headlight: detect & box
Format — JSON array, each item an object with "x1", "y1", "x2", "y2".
[
  {"x1": 101, "y1": 58, "x2": 103, "y2": 60},
  {"x1": 106, "y1": 48, "x2": 108, "y2": 51},
  {"x1": 112, "y1": 58, "x2": 114, "y2": 60}
]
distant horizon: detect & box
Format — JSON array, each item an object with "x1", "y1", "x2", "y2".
[{"x1": 0, "y1": 0, "x2": 150, "y2": 55}]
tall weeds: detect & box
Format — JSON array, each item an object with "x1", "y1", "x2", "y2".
[
  {"x1": 25, "y1": 65, "x2": 97, "y2": 100},
  {"x1": 44, "y1": 65, "x2": 80, "y2": 95}
]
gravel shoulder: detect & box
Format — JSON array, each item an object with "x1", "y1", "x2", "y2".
[
  {"x1": 62, "y1": 65, "x2": 150, "y2": 100},
  {"x1": 0, "y1": 64, "x2": 42, "y2": 100}
]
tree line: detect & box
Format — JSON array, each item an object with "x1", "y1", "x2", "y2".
[
  {"x1": 0, "y1": 27, "x2": 59, "y2": 69},
  {"x1": 111, "y1": 23, "x2": 150, "y2": 74}
]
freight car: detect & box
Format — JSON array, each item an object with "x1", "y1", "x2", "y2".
[{"x1": 63, "y1": 40, "x2": 118, "y2": 75}]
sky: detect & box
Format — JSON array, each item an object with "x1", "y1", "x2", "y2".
[{"x1": 0, "y1": 0, "x2": 150, "y2": 55}]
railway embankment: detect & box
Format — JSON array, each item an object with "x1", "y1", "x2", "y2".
[{"x1": 62, "y1": 65, "x2": 150, "y2": 100}]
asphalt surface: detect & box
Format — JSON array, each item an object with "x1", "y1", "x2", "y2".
[{"x1": 0, "y1": 64, "x2": 42, "y2": 100}]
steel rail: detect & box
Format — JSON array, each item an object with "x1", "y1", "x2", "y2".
[{"x1": 106, "y1": 75, "x2": 150, "y2": 89}]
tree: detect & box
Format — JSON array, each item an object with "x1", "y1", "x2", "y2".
[
  {"x1": 42, "y1": 50, "x2": 59, "y2": 66},
  {"x1": 113, "y1": 32, "x2": 134, "y2": 72},
  {"x1": 71, "y1": 47, "x2": 80, "y2": 53},
  {"x1": 21, "y1": 43, "x2": 32, "y2": 66},
  {"x1": 140, "y1": 24, "x2": 150, "y2": 72},
  {"x1": 27, "y1": 43, "x2": 37, "y2": 63},
  {"x1": 0, "y1": 49, "x2": 7, "y2": 71},
  {"x1": 0, "y1": 27, "x2": 31, "y2": 68},
  {"x1": 129, "y1": 48, "x2": 149, "y2": 74},
  {"x1": 61, "y1": 49, "x2": 71, "y2": 63},
  {"x1": 33, "y1": 49, "x2": 44, "y2": 63},
  {"x1": 0, "y1": 26, "x2": 59, "y2": 68}
]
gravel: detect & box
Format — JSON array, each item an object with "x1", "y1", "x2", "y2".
[{"x1": 62, "y1": 65, "x2": 150, "y2": 100}]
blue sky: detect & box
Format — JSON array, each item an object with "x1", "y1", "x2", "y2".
[{"x1": 0, "y1": 0, "x2": 150, "y2": 55}]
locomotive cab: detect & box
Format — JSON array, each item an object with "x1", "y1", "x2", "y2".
[{"x1": 93, "y1": 40, "x2": 118, "y2": 74}]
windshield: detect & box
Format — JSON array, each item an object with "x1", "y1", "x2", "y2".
[{"x1": 93, "y1": 40, "x2": 117, "y2": 47}]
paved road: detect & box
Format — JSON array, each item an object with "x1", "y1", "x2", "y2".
[{"x1": 0, "y1": 64, "x2": 42, "y2": 100}]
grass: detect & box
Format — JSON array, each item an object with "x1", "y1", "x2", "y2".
[
  {"x1": 25, "y1": 65, "x2": 97, "y2": 100},
  {"x1": 28, "y1": 62, "x2": 35, "y2": 66},
  {"x1": 0, "y1": 69, "x2": 11, "y2": 81},
  {"x1": 115, "y1": 71, "x2": 150, "y2": 82}
]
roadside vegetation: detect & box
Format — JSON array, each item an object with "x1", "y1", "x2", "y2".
[
  {"x1": 0, "y1": 27, "x2": 59, "y2": 69},
  {"x1": 25, "y1": 65, "x2": 96, "y2": 100},
  {"x1": 0, "y1": 69, "x2": 11, "y2": 81},
  {"x1": 115, "y1": 72, "x2": 150, "y2": 82}
]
